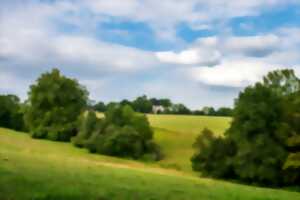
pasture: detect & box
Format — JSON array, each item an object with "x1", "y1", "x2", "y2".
[
  {"x1": 1, "y1": 114, "x2": 299, "y2": 200},
  {"x1": 148, "y1": 114, "x2": 231, "y2": 172}
]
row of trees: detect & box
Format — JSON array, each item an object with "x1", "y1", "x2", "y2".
[
  {"x1": 92, "y1": 96, "x2": 233, "y2": 116},
  {"x1": 191, "y1": 69, "x2": 300, "y2": 186}
]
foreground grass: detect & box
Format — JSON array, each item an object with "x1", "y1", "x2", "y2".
[
  {"x1": 148, "y1": 114, "x2": 231, "y2": 172},
  {"x1": 1, "y1": 128, "x2": 299, "y2": 200}
]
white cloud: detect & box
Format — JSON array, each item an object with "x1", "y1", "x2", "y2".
[
  {"x1": 0, "y1": 2, "x2": 160, "y2": 74},
  {"x1": 188, "y1": 60, "x2": 275, "y2": 87},
  {"x1": 156, "y1": 36, "x2": 221, "y2": 65},
  {"x1": 178, "y1": 30, "x2": 300, "y2": 87},
  {"x1": 52, "y1": 36, "x2": 159, "y2": 72},
  {"x1": 156, "y1": 34, "x2": 282, "y2": 66},
  {"x1": 156, "y1": 48, "x2": 221, "y2": 66}
]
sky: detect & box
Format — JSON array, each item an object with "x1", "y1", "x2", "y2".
[{"x1": 1, "y1": 0, "x2": 300, "y2": 109}]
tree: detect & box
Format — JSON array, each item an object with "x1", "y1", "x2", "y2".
[
  {"x1": 0, "y1": 94, "x2": 25, "y2": 131},
  {"x1": 150, "y1": 98, "x2": 172, "y2": 107},
  {"x1": 202, "y1": 107, "x2": 216, "y2": 116},
  {"x1": 132, "y1": 95, "x2": 153, "y2": 113},
  {"x1": 192, "y1": 69, "x2": 300, "y2": 186},
  {"x1": 72, "y1": 111, "x2": 99, "y2": 147},
  {"x1": 93, "y1": 101, "x2": 106, "y2": 112},
  {"x1": 120, "y1": 99, "x2": 132, "y2": 107},
  {"x1": 172, "y1": 104, "x2": 191, "y2": 114},
  {"x1": 227, "y1": 83, "x2": 289, "y2": 185},
  {"x1": 216, "y1": 107, "x2": 233, "y2": 116},
  {"x1": 24, "y1": 68, "x2": 88, "y2": 141},
  {"x1": 263, "y1": 69, "x2": 300, "y2": 95}
]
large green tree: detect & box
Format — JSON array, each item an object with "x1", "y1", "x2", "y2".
[
  {"x1": 191, "y1": 69, "x2": 300, "y2": 186},
  {"x1": 227, "y1": 83, "x2": 288, "y2": 185},
  {"x1": 24, "y1": 69, "x2": 88, "y2": 141}
]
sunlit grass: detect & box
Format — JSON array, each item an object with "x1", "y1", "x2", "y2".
[
  {"x1": 1, "y1": 128, "x2": 299, "y2": 200},
  {"x1": 148, "y1": 114, "x2": 231, "y2": 172}
]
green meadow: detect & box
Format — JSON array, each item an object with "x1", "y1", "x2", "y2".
[
  {"x1": 149, "y1": 114, "x2": 231, "y2": 172},
  {"x1": 1, "y1": 114, "x2": 299, "y2": 200}
]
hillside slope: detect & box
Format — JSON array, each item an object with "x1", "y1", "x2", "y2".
[
  {"x1": 1, "y1": 128, "x2": 299, "y2": 200},
  {"x1": 149, "y1": 114, "x2": 231, "y2": 172}
]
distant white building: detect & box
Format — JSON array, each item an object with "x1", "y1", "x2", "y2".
[{"x1": 152, "y1": 105, "x2": 165, "y2": 114}]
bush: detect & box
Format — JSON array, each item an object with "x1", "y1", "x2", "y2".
[
  {"x1": 191, "y1": 128, "x2": 236, "y2": 178},
  {"x1": 24, "y1": 69, "x2": 88, "y2": 141},
  {"x1": 100, "y1": 126, "x2": 143, "y2": 159},
  {"x1": 0, "y1": 94, "x2": 25, "y2": 131},
  {"x1": 72, "y1": 111, "x2": 99, "y2": 147},
  {"x1": 76, "y1": 105, "x2": 161, "y2": 160},
  {"x1": 283, "y1": 153, "x2": 300, "y2": 184}
]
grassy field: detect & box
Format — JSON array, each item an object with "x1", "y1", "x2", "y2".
[
  {"x1": 1, "y1": 128, "x2": 300, "y2": 200},
  {"x1": 148, "y1": 114, "x2": 231, "y2": 172},
  {"x1": 148, "y1": 114, "x2": 231, "y2": 135}
]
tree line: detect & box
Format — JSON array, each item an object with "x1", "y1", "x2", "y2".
[{"x1": 91, "y1": 96, "x2": 233, "y2": 116}]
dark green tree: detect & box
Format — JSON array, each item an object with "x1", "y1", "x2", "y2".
[
  {"x1": 0, "y1": 94, "x2": 24, "y2": 131},
  {"x1": 192, "y1": 69, "x2": 300, "y2": 186},
  {"x1": 191, "y1": 128, "x2": 236, "y2": 178},
  {"x1": 24, "y1": 68, "x2": 88, "y2": 141},
  {"x1": 132, "y1": 95, "x2": 153, "y2": 113},
  {"x1": 202, "y1": 107, "x2": 216, "y2": 116},
  {"x1": 216, "y1": 107, "x2": 233, "y2": 116},
  {"x1": 81, "y1": 105, "x2": 161, "y2": 160},
  {"x1": 227, "y1": 83, "x2": 288, "y2": 185},
  {"x1": 172, "y1": 104, "x2": 191, "y2": 114},
  {"x1": 93, "y1": 101, "x2": 106, "y2": 112},
  {"x1": 72, "y1": 111, "x2": 99, "y2": 147}
]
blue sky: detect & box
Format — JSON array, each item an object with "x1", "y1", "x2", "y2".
[{"x1": 1, "y1": 0, "x2": 300, "y2": 109}]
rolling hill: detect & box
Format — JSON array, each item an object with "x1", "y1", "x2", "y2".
[{"x1": 0, "y1": 114, "x2": 299, "y2": 200}]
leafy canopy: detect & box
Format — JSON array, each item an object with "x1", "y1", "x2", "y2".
[
  {"x1": 191, "y1": 69, "x2": 300, "y2": 186},
  {"x1": 0, "y1": 94, "x2": 25, "y2": 131},
  {"x1": 25, "y1": 68, "x2": 88, "y2": 141},
  {"x1": 73, "y1": 105, "x2": 161, "y2": 160}
]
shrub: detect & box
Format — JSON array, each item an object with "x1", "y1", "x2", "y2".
[
  {"x1": 72, "y1": 111, "x2": 99, "y2": 147},
  {"x1": 283, "y1": 153, "x2": 300, "y2": 184},
  {"x1": 191, "y1": 128, "x2": 236, "y2": 178},
  {"x1": 76, "y1": 105, "x2": 161, "y2": 160},
  {"x1": 100, "y1": 126, "x2": 143, "y2": 159},
  {"x1": 0, "y1": 94, "x2": 25, "y2": 131}
]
